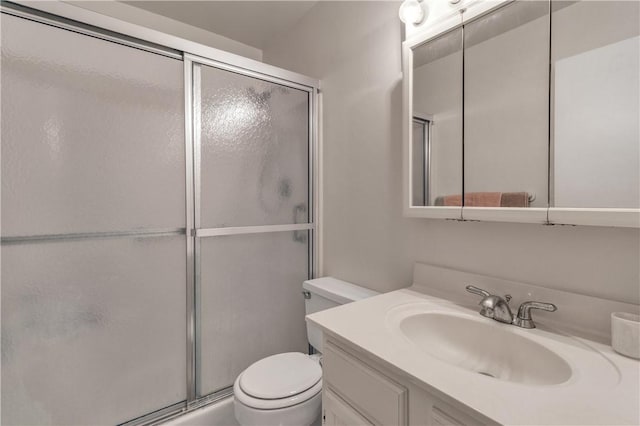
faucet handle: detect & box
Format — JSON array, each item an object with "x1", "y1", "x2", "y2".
[
  {"x1": 514, "y1": 301, "x2": 557, "y2": 329},
  {"x1": 465, "y1": 285, "x2": 490, "y2": 298}
]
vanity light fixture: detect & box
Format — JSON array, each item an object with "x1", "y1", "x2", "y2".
[{"x1": 399, "y1": 0, "x2": 427, "y2": 25}]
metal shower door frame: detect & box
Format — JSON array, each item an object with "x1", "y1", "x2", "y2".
[
  {"x1": 1, "y1": 2, "x2": 320, "y2": 423},
  {"x1": 184, "y1": 53, "x2": 319, "y2": 408}
]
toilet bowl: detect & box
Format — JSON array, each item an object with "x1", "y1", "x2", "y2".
[
  {"x1": 233, "y1": 277, "x2": 379, "y2": 426},
  {"x1": 233, "y1": 352, "x2": 322, "y2": 426}
]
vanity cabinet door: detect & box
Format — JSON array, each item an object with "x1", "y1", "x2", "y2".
[
  {"x1": 322, "y1": 337, "x2": 497, "y2": 426},
  {"x1": 323, "y1": 390, "x2": 372, "y2": 426},
  {"x1": 323, "y1": 341, "x2": 408, "y2": 425}
]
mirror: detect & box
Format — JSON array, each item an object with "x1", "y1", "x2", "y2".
[
  {"x1": 464, "y1": 1, "x2": 550, "y2": 209},
  {"x1": 551, "y1": 0, "x2": 639, "y2": 209},
  {"x1": 404, "y1": 0, "x2": 639, "y2": 225},
  {"x1": 411, "y1": 28, "x2": 463, "y2": 207}
]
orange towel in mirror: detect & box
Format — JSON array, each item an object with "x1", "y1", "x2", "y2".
[
  {"x1": 437, "y1": 192, "x2": 530, "y2": 207},
  {"x1": 441, "y1": 192, "x2": 502, "y2": 207}
]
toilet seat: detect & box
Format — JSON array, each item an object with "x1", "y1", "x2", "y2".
[{"x1": 234, "y1": 352, "x2": 322, "y2": 410}]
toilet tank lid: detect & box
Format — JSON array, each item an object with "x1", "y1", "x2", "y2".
[{"x1": 303, "y1": 277, "x2": 379, "y2": 304}]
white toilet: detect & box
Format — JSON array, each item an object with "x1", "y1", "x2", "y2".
[{"x1": 233, "y1": 277, "x2": 379, "y2": 426}]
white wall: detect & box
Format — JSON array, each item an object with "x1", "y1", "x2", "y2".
[{"x1": 263, "y1": 1, "x2": 640, "y2": 305}]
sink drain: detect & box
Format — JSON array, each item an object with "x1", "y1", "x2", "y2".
[{"x1": 477, "y1": 371, "x2": 496, "y2": 378}]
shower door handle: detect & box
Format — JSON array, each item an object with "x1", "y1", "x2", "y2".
[{"x1": 293, "y1": 204, "x2": 307, "y2": 243}]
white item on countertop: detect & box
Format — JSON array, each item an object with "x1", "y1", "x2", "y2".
[{"x1": 611, "y1": 312, "x2": 640, "y2": 359}]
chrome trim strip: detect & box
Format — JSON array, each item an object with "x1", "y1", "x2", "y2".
[
  {"x1": 547, "y1": 0, "x2": 552, "y2": 223},
  {"x1": 308, "y1": 90, "x2": 314, "y2": 279},
  {"x1": 422, "y1": 118, "x2": 430, "y2": 205},
  {"x1": 0, "y1": 2, "x2": 182, "y2": 60},
  {"x1": 193, "y1": 64, "x2": 203, "y2": 234},
  {"x1": 192, "y1": 63, "x2": 204, "y2": 397},
  {"x1": 185, "y1": 53, "x2": 314, "y2": 93},
  {"x1": 1, "y1": 228, "x2": 186, "y2": 245},
  {"x1": 310, "y1": 89, "x2": 319, "y2": 278},
  {"x1": 461, "y1": 17, "x2": 466, "y2": 208},
  {"x1": 184, "y1": 58, "x2": 197, "y2": 403},
  {"x1": 315, "y1": 89, "x2": 324, "y2": 275},
  {"x1": 195, "y1": 224, "x2": 315, "y2": 238},
  {"x1": 194, "y1": 235, "x2": 202, "y2": 397}
]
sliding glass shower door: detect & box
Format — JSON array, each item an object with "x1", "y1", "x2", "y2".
[
  {"x1": 192, "y1": 62, "x2": 313, "y2": 397},
  {"x1": 1, "y1": 7, "x2": 316, "y2": 424},
  {"x1": 1, "y1": 13, "x2": 187, "y2": 425}
]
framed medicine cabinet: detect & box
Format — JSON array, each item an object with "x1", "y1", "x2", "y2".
[{"x1": 402, "y1": 0, "x2": 640, "y2": 227}]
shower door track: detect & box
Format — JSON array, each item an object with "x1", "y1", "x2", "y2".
[{"x1": 1, "y1": 2, "x2": 321, "y2": 425}]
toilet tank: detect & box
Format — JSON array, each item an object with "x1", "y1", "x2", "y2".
[{"x1": 303, "y1": 277, "x2": 379, "y2": 353}]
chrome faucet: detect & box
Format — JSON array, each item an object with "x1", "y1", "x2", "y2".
[
  {"x1": 465, "y1": 285, "x2": 557, "y2": 329},
  {"x1": 512, "y1": 301, "x2": 557, "y2": 329},
  {"x1": 466, "y1": 285, "x2": 513, "y2": 324}
]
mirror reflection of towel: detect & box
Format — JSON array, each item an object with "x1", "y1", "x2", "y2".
[
  {"x1": 442, "y1": 192, "x2": 501, "y2": 207},
  {"x1": 434, "y1": 192, "x2": 530, "y2": 207},
  {"x1": 500, "y1": 192, "x2": 530, "y2": 208}
]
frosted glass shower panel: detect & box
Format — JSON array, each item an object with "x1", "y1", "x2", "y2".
[
  {"x1": 198, "y1": 231, "x2": 309, "y2": 396},
  {"x1": 0, "y1": 14, "x2": 185, "y2": 236},
  {"x1": 199, "y1": 65, "x2": 310, "y2": 227},
  {"x1": 1, "y1": 237, "x2": 187, "y2": 425}
]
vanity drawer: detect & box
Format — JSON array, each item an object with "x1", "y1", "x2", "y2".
[
  {"x1": 323, "y1": 341, "x2": 407, "y2": 426},
  {"x1": 431, "y1": 406, "x2": 467, "y2": 426}
]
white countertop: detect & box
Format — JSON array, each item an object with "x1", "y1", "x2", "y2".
[{"x1": 307, "y1": 289, "x2": 640, "y2": 425}]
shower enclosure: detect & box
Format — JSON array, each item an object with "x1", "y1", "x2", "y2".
[{"x1": 0, "y1": 4, "x2": 318, "y2": 425}]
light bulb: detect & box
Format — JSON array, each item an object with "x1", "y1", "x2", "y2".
[{"x1": 399, "y1": 0, "x2": 426, "y2": 25}]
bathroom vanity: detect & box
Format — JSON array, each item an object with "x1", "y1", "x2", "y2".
[
  {"x1": 321, "y1": 332, "x2": 492, "y2": 426},
  {"x1": 308, "y1": 264, "x2": 640, "y2": 425}
]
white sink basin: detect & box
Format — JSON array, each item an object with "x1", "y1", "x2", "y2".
[
  {"x1": 395, "y1": 311, "x2": 572, "y2": 386},
  {"x1": 310, "y1": 290, "x2": 635, "y2": 425}
]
